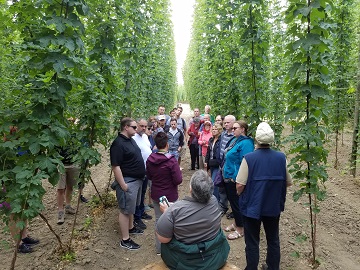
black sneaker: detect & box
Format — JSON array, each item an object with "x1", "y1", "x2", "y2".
[
  {"x1": 141, "y1": 212, "x2": 153, "y2": 220},
  {"x1": 129, "y1": 226, "x2": 144, "y2": 235},
  {"x1": 22, "y1": 237, "x2": 39, "y2": 246},
  {"x1": 18, "y1": 243, "x2": 33, "y2": 253},
  {"x1": 80, "y1": 195, "x2": 88, "y2": 203},
  {"x1": 120, "y1": 239, "x2": 140, "y2": 250},
  {"x1": 133, "y1": 219, "x2": 147, "y2": 230}
]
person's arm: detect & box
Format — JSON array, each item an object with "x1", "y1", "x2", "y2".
[
  {"x1": 156, "y1": 201, "x2": 173, "y2": 243},
  {"x1": 198, "y1": 132, "x2": 204, "y2": 145},
  {"x1": 156, "y1": 232, "x2": 172, "y2": 243},
  {"x1": 187, "y1": 125, "x2": 193, "y2": 136},
  {"x1": 112, "y1": 165, "x2": 128, "y2": 191},
  {"x1": 236, "y1": 159, "x2": 248, "y2": 195},
  {"x1": 171, "y1": 159, "x2": 183, "y2": 186}
]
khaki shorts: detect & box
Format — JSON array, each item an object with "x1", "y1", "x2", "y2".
[
  {"x1": 57, "y1": 165, "x2": 80, "y2": 190},
  {"x1": 180, "y1": 147, "x2": 186, "y2": 158}
]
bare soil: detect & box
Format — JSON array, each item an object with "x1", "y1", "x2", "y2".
[{"x1": 1, "y1": 108, "x2": 360, "y2": 270}]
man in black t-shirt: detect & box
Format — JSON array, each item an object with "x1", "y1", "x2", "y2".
[{"x1": 110, "y1": 117, "x2": 146, "y2": 250}]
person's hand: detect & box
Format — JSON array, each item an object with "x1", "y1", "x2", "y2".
[
  {"x1": 121, "y1": 183, "x2": 128, "y2": 192},
  {"x1": 159, "y1": 201, "x2": 169, "y2": 213}
]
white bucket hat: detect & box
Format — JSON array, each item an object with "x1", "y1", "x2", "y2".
[{"x1": 255, "y1": 122, "x2": 274, "y2": 144}]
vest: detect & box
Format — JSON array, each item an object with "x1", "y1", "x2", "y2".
[
  {"x1": 240, "y1": 148, "x2": 287, "y2": 219},
  {"x1": 160, "y1": 229, "x2": 230, "y2": 270}
]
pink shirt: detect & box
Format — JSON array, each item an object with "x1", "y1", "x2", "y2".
[{"x1": 198, "y1": 130, "x2": 212, "y2": 156}]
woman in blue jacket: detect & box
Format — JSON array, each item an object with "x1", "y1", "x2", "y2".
[{"x1": 222, "y1": 120, "x2": 254, "y2": 240}]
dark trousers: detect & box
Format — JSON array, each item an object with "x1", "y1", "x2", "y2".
[
  {"x1": 189, "y1": 144, "x2": 199, "y2": 170},
  {"x1": 134, "y1": 177, "x2": 148, "y2": 221},
  {"x1": 244, "y1": 215, "x2": 280, "y2": 270},
  {"x1": 224, "y1": 181, "x2": 243, "y2": 227}
]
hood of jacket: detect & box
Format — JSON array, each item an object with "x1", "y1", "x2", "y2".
[{"x1": 147, "y1": 152, "x2": 173, "y2": 165}]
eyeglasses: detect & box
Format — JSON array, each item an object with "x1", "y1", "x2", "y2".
[
  {"x1": 129, "y1": 125, "x2": 137, "y2": 130},
  {"x1": 232, "y1": 127, "x2": 240, "y2": 131}
]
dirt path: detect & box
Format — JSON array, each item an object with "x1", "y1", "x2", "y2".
[{"x1": 1, "y1": 108, "x2": 360, "y2": 269}]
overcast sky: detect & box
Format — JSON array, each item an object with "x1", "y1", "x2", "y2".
[{"x1": 170, "y1": 0, "x2": 195, "y2": 85}]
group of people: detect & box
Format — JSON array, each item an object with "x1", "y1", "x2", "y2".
[{"x1": 110, "y1": 104, "x2": 292, "y2": 270}]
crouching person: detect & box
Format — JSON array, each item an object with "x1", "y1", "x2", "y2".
[{"x1": 156, "y1": 170, "x2": 230, "y2": 269}]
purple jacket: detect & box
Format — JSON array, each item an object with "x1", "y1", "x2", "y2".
[{"x1": 146, "y1": 152, "x2": 182, "y2": 202}]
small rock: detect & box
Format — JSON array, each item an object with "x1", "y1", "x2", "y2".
[
  {"x1": 82, "y1": 258, "x2": 91, "y2": 265},
  {"x1": 94, "y1": 248, "x2": 104, "y2": 254}
]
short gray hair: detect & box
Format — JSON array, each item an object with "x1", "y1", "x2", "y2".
[
  {"x1": 190, "y1": 170, "x2": 214, "y2": 203},
  {"x1": 224, "y1": 115, "x2": 236, "y2": 122}
]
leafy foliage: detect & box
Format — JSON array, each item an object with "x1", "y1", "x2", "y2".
[{"x1": 0, "y1": 1, "x2": 176, "y2": 263}]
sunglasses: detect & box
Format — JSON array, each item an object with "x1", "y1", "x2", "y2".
[
  {"x1": 147, "y1": 127, "x2": 152, "y2": 131},
  {"x1": 232, "y1": 127, "x2": 240, "y2": 131},
  {"x1": 129, "y1": 125, "x2": 137, "y2": 130}
]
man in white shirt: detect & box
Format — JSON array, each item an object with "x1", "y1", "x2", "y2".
[{"x1": 133, "y1": 118, "x2": 153, "y2": 230}]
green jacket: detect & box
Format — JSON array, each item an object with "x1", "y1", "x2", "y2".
[{"x1": 161, "y1": 229, "x2": 230, "y2": 270}]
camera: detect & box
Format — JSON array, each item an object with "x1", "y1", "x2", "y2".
[{"x1": 159, "y1": 196, "x2": 170, "y2": 207}]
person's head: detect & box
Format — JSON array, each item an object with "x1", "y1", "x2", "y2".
[
  {"x1": 176, "y1": 106, "x2": 183, "y2": 116},
  {"x1": 193, "y1": 117, "x2": 200, "y2": 127},
  {"x1": 136, "y1": 118, "x2": 147, "y2": 136},
  {"x1": 170, "y1": 109, "x2": 176, "y2": 118},
  {"x1": 212, "y1": 123, "x2": 223, "y2": 138},
  {"x1": 158, "y1": 105, "x2": 165, "y2": 115},
  {"x1": 148, "y1": 116, "x2": 157, "y2": 128},
  {"x1": 223, "y1": 115, "x2": 236, "y2": 132},
  {"x1": 204, "y1": 105, "x2": 211, "y2": 114},
  {"x1": 120, "y1": 117, "x2": 137, "y2": 137},
  {"x1": 215, "y1": 115, "x2": 223, "y2": 126},
  {"x1": 202, "y1": 114, "x2": 210, "y2": 122},
  {"x1": 193, "y1": 108, "x2": 200, "y2": 117},
  {"x1": 203, "y1": 121, "x2": 212, "y2": 131},
  {"x1": 170, "y1": 118, "x2": 177, "y2": 130},
  {"x1": 190, "y1": 170, "x2": 214, "y2": 204},
  {"x1": 255, "y1": 122, "x2": 274, "y2": 146},
  {"x1": 232, "y1": 120, "x2": 248, "y2": 137},
  {"x1": 158, "y1": 115, "x2": 166, "y2": 127},
  {"x1": 146, "y1": 121, "x2": 154, "y2": 136},
  {"x1": 154, "y1": 131, "x2": 168, "y2": 150}
]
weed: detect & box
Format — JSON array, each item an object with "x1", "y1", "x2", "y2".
[{"x1": 61, "y1": 251, "x2": 76, "y2": 262}]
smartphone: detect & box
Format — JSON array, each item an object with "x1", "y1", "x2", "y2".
[{"x1": 159, "y1": 196, "x2": 170, "y2": 207}]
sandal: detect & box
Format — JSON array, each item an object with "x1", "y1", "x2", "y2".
[
  {"x1": 224, "y1": 224, "x2": 236, "y2": 232},
  {"x1": 227, "y1": 230, "x2": 244, "y2": 240}
]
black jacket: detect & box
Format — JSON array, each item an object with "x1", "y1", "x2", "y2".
[{"x1": 205, "y1": 137, "x2": 221, "y2": 170}]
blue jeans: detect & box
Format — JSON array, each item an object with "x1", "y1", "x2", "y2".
[
  {"x1": 218, "y1": 185, "x2": 228, "y2": 214},
  {"x1": 134, "y1": 177, "x2": 148, "y2": 221},
  {"x1": 168, "y1": 150, "x2": 179, "y2": 160},
  {"x1": 244, "y1": 215, "x2": 280, "y2": 270},
  {"x1": 210, "y1": 167, "x2": 220, "y2": 201}
]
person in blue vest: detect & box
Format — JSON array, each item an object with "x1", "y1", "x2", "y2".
[{"x1": 236, "y1": 122, "x2": 292, "y2": 270}]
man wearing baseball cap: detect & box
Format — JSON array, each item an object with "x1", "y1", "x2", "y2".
[{"x1": 236, "y1": 122, "x2": 292, "y2": 270}]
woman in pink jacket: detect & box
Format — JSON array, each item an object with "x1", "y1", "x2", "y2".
[{"x1": 198, "y1": 121, "x2": 213, "y2": 169}]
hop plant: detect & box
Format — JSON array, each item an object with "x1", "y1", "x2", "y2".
[{"x1": 0, "y1": 186, "x2": 11, "y2": 216}]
